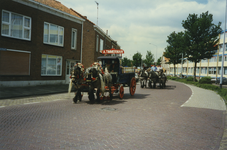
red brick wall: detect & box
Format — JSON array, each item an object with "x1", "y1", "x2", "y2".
[{"x1": 0, "y1": 0, "x2": 82, "y2": 81}]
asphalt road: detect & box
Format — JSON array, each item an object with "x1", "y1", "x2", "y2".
[{"x1": 0, "y1": 81, "x2": 225, "y2": 150}]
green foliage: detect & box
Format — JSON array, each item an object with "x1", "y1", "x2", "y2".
[
  {"x1": 186, "y1": 76, "x2": 198, "y2": 82},
  {"x1": 199, "y1": 76, "x2": 212, "y2": 84},
  {"x1": 143, "y1": 51, "x2": 155, "y2": 67},
  {"x1": 164, "y1": 31, "x2": 186, "y2": 76},
  {"x1": 156, "y1": 57, "x2": 161, "y2": 66},
  {"x1": 122, "y1": 57, "x2": 132, "y2": 67},
  {"x1": 182, "y1": 11, "x2": 222, "y2": 81},
  {"x1": 132, "y1": 52, "x2": 142, "y2": 67}
]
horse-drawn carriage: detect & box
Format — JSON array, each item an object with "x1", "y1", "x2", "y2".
[
  {"x1": 139, "y1": 68, "x2": 167, "y2": 89},
  {"x1": 68, "y1": 49, "x2": 136, "y2": 103}
]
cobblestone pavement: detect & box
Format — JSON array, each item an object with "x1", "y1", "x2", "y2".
[{"x1": 0, "y1": 81, "x2": 226, "y2": 150}]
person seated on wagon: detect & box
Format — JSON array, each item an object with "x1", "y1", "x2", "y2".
[
  {"x1": 105, "y1": 60, "x2": 111, "y2": 72},
  {"x1": 110, "y1": 60, "x2": 119, "y2": 73}
]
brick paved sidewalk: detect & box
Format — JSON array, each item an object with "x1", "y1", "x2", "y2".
[{"x1": 0, "y1": 84, "x2": 71, "y2": 99}]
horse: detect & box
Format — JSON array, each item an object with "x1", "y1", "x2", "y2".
[
  {"x1": 138, "y1": 68, "x2": 149, "y2": 88},
  {"x1": 103, "y1": 67, "x2": 113, "y2": 100},
  {"x1": 69, "y1": 63, "x2": 87, "y2": 103},
  {"x1": 148, "y1": 69, "x2": 166, "y2": 88},
  {"x1": 84, "y1": 66, "x2": 105, "y2": 103}
]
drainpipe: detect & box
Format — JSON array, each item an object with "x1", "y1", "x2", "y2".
[{"x1": 80, "y1": 21, "x2": 84, "y2": 63}]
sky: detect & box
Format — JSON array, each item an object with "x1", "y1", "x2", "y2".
[{"x1": 60, "y1": 0, "x2": 226, "y2": 61}]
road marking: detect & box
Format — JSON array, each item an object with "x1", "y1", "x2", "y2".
[
  {"x1": 24, "y1": 102, "x2": 40, "y2": 105},
  {"x1": 53, "y1": 99, "x2": 63, "y2": 101}
]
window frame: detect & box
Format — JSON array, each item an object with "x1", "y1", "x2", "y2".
[
  {"x1": 41, "y1": 54, "x2": 62, "y2": 76},
  {"x1": 71, "y1": 28, "x2": 77, "y2": 50},
  {"x1": 43, "y1": 22, "x2": 64, "y2": 47},
  {"x1": 1, "y1": 10, "x2": 32, "y2": 41}
]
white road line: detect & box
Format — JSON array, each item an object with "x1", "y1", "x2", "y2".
[{"x1": 24, "y1": 102, "x2": 40, "y2": 105}]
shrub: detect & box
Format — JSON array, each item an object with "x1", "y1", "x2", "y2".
[
  {"x1": 199, "y1": 76, "x2": 212, "y2": 84},
  {"x1": 186, "y1": 76, "x2": 197, "y2": 82}
]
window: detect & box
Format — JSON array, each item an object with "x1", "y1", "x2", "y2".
[
  {"x1": 196, "y1": 67, "x2": 200, "y2": 74},
  {"x1": 218, "y1": 67, "x2": 227, "y2": 75},
  {"x1": 201, "y1": 67, "x2": 207, "y2": 74},
  {"x1": 1, "y1": 10, "x2": 31, "y2": 40},
  {"x1": 201, "y1": 59, "x2": 208, "y2": 63},
  {"x1": 210, "y1": 56, "x2": 217, "y2": 62},
  {"x1": 41, "y1": 54, "x2": 62, "y2": 76},
  {"x1": 219, "y1": 44, "x2": 227, "y2": 53},
  {"x1": 209, "y1": 67, "x2": 216, "y2": 74},
  {"x1": 43, "y1": 22, "x2": 64, "y2": 46},
  {"x1": 100, "y1": 39, "x2": 104, "y2": 51},
  {"x1": 96, "y1": 35, "x2": 99, "y2": 52},
  {"x1": 71, "y1": 28, "x2": 77, "y2": 50},
  {"x1": 219, "y1": 56, "x2": 222, "y2": 62}
]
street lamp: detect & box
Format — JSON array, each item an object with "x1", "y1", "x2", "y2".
[
  {"x1": 149, "y1": 43, "x2": 157, "y2": 63},
  {"x1": 220, "y1": 0, "x2": 227, "y2": 88}
]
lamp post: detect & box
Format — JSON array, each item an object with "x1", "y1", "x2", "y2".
[
  {"x1": 149, "y1": 43, "x2": 157, "y2": 63},
  {"x1": 220, "y1": 0, "x2": 227, "y2": 88}
]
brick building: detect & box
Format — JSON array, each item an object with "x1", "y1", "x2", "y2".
[
  {"x1": 0, "y1": 0, "x2": 120, "y2": 87},
  {"x1": 70, "y1": 9, "x2": 120, "y2": 68}
]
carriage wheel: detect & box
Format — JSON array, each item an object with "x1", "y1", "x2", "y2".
[
  {"x1": 130, "y1": 77, "x2": 136, "y2": 96},
  {"x1": 119, "y1": 85, "x2": 124, "y2": 99},
  {"x1": 88, "y1": 88, "x2": 95, "y2": 103}
]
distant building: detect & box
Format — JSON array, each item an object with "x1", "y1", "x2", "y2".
[{"x1": 162, "y1": 30, "x2": 227, "y2": 79}]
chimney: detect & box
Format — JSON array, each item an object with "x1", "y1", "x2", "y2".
[{"x1": 106, "y1": 30, "x2": 108, "y2": 35}]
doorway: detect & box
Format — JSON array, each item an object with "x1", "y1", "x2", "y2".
[{"x1": 65, "y1": 60, "x2": 79, "y2": 84}]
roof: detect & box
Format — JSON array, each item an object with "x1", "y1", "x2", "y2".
[{"x1": 33, "y1": 0, "x2": 82, "y2": 19}]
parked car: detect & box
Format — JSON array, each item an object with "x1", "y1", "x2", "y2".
[{"x1": 215, "y1": 77, "x2": 227, "y2": 85}]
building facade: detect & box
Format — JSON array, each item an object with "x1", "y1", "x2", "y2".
[
  {"x1": 0, "y1": 0, "x2": 120, "y2": 87},
  {"x1": 163, "y1": 31, "x2": 227, "y2": 79}
]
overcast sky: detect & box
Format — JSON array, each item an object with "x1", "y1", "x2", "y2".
[{"x1": 61, "y1": 0, "x2": 226, "y2": 61}]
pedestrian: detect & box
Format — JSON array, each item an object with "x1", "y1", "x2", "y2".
[{"x1": 153, "y1": 65, "x2": 157, "y2": 71}]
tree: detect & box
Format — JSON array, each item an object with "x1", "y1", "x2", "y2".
[
  {"x1": 164, "y1": 31, "x2": 186, "y2": 76},
  {"x1": 122, "y1": 57, "x2": 132, "y2": 67},
  {"x1": 182, "y1": 11, "x2": 222, "y2": 81},
  {"x1": 156, "y1": 57, "x2": 161, "y2": 66},
  {"x1": 132, "y1": 52, "x2": 142, "y2": 67},
  {"x1": 143, "y1": 51, "x2": 155, "y2": 67}
]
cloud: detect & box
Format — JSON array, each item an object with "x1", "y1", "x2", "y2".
[{"x1": 61, "y1": 0, "x2": 226, "y2": 61}]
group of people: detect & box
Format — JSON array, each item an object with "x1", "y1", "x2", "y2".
[{"x1": 151, "y1": 65, "x2": 163, "y2": 72}]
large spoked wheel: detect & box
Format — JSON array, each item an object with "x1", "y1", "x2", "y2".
[
  {"x1": 88, "y1": 88, "x2": 95, "y2": 103},
  {"x1": 119, "y1": 85, "x2": 124, "y2": 99},
  {"x1": 130, "y1": 77, "x2": 136, "y2": 96}
]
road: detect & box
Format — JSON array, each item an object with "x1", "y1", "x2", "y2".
[{"x1": 0, "y1": 81, "x2": 225, "y2": 150}]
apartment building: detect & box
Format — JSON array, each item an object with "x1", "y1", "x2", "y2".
[
  {"x1": 0, "y1": 0, "x2": 120, "y2": 87},
  {"x1": 164, "y1": 30, "x2": 227, "y2": 79}
]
